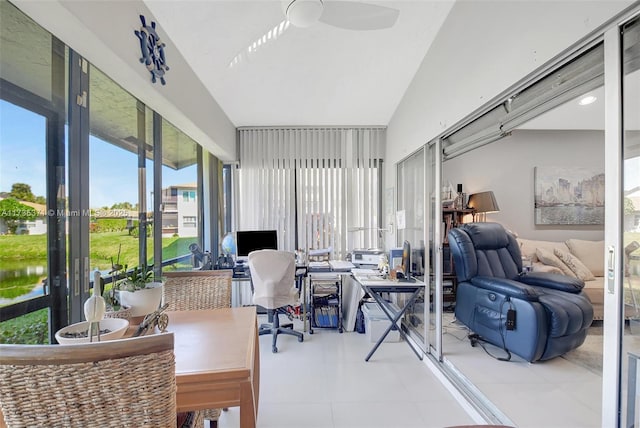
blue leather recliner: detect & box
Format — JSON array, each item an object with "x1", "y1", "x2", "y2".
[{"x1": 448, "y1": 222, "x2": 593, "y2": 362}]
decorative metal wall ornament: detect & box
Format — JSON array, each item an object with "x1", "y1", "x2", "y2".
[{"x1": 134, "y1": 15, "x2": 169, "y2": 85}]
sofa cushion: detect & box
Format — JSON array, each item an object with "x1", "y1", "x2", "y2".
[
  {"x1": 565, "y1": 239, "x2": 604, "y2": 276},
  {"x1": 536, "y1": 247, "x2": 577, "y2": 278},
  {"x1": 554, "y1": 248, "x2": 596, "y2": 281},
  {"x1": 532, "y1": 263, "x2": 564, "y2": 275},
  {"x1": 518, "y1": 238, "x2": 570, "y2": 263}
]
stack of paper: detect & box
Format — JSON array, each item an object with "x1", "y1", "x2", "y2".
[{"x1": 308, "y1": 261, "x2": 331, "y2": 272}]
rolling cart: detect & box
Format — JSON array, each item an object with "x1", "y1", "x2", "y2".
[{"x1": 308, "y1": 272, "x2": 343, "y2": 334}]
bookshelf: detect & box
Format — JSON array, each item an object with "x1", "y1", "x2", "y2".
[{"x1": 442, "y1": 208, "x2": 474, "y2": 309}]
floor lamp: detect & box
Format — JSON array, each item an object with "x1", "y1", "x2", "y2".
[{"x1": 467, "y1": 191, "x2": 500, "y2": 222}]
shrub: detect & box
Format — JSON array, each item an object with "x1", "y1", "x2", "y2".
[
  {"x1": 90, "y1": 218, "x2": 129, "y2": 233},
  {"x1": 0, "y1": 309, "x2": 48, "y2": 344}
]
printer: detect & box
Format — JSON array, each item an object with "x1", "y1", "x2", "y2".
[{"x1": 350, "y1": 249, "x2": 384, "y2": 269}]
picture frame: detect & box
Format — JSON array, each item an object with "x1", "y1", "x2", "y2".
[{"x1": 534, "y1": 166, "x2": 604, "y2": 225}]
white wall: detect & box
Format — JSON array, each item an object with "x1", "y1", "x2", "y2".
[
  {"x1": 444, "y1": 129, "x2": 604, "y2": 241},
  {"x1": 385, "y1": 0, "x2": 632, "y2": 224}
]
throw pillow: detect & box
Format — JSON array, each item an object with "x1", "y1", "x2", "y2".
[
  {"x1": 565, "y1": 239, "x2": 604, "y2": 276},
  {"x1": 535, "y1": 247, "x2": 577, "y2": 278},
  {"x1": 554, "y1": 248, "x2": 596, "y2": 281},
  {"x1": 518, "y1": 238, "x2": 570, "y2": 263},
  {"x1": 532, "y1": 263, "x2": 564, "y2": 275}
]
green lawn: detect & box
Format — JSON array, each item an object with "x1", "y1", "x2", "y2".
[
  {"x1": 0, "y1": 232, "x2": 197, "y2": 301},
  {"x1": 0, "y1": 232, "x2": 199, "y2": 343},
  {"x1": 0, "y1": 231, "x2": 197, "y2": 271}
]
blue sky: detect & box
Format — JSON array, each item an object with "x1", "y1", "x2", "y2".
[{"x1": 1, "y1": 100, "x2": 195, "y2": 208}]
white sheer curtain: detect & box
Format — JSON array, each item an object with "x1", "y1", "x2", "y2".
[{"x1": 237, "y1": 127, "x2": 384, "y2": 259}]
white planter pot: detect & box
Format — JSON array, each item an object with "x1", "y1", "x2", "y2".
[{"x1": 118, "y1": 282, "x2": 164, "y2": 317}]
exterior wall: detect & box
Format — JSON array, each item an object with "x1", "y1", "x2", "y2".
[
  {"x1": 177, "y1": 188, "x2": 198, "y2": 238},
  {"x1": 15, "y1": 217, "x2": 47, "y2": 235},
  {"x1": 161, "y1": 185, "x2": 198, "y2": 238}
]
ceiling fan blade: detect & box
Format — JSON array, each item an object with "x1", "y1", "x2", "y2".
[{"x1": 319, "y1": 1, "x2": 399, "y2": 31}]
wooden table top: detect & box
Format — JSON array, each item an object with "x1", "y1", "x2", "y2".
[
  {"x1": 166, "y1": 307, "x2": 256, "y2": 376},
  {"x1": 164, "y1": 306, "x2": 259, "y2": 425}
]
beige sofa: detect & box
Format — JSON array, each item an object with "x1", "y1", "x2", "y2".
[{"x1": 517, "y1": 238, "x2": 607, "y2": 320}]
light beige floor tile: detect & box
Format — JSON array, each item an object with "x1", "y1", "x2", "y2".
[
  {"x1": 224, "y1": 312, "x2": 603, "y2": 427},
  {"x1": 412, "y1": 398, "x2": 477, "y2": 428},
  {"x1": 331, "y1": 401, "x2": 427, "y2": 428}
]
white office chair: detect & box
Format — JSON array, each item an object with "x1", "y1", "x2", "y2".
[{"x1": 249, "y1": 249, "x2": 304, "y2": 353}]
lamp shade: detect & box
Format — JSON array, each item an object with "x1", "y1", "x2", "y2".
[{"x1": 467, "y1": 191, "x2": 500, "y2": 214}]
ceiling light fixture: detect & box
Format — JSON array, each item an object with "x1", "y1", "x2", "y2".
[
  {"x1": 285, "y1": 0, "x2": 324, "y2": 28},
  {"x1": 578, "y1": 95, "x2": 597, "y2": 106}
]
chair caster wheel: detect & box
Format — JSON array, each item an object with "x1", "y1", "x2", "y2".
[
  {"x1": 298, "y1": 336, "x2": 304, "y2": 342},
  {"x1": 272, "y1": 346, "x2": 278, "y2": 353},
  {"x1": 338, "y1": 328, "x2": 343, "y2": 333},
  {"x1": 309, "y1": 329, "x2": 314, "y2": 335}
]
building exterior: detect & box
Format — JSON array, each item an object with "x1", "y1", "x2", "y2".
[
  {"x1": 161, "y1": 183, "x2": 198, "y2": 238},
  {"x1": 0, "y1": 199, "x2": 47, "y2": 235}
]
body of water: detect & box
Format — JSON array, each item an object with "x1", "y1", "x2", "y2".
[{"x1": 0, "y1": 265, "x2": 46, "y2": 305}]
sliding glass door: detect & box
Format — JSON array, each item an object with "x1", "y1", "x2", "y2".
[
  {"x1": 0, "y1": 0, "x2": 67, "y2": 343},
  {"x1": 617, "y1": 15, "x2": 640, "y2": 428},
  {"x1": 0, "y1": 98, "x2": 61, "y2": 343},
  {"x1": 396, "y1": 147, "x2": 428, "y2": 350}
]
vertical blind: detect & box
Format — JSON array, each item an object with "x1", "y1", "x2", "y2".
[{"x1": 237, "y1": 127, "x2": 385, "y2": 259}]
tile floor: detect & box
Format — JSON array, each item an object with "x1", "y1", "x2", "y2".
[
  {"x1": 441, "y1": 317, "x2": 603, "y2": 428},
  {"x1": 216, "y1": 313, "x2": 612, "y2": 428},
  {"x1": 216, "y1": 315, "x2": 476, "y2": 428}
]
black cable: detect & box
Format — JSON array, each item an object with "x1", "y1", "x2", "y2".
[
  {"x1": 497, "y1": 298, "x2": 512, "y2": 361},
  {"x1": 467, "y1": 297, "x2": 512, "y2": 362}
]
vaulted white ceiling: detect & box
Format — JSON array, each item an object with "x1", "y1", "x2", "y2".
[{"x1": 143, "y1": 1, "x2": 455, "y2": 127}]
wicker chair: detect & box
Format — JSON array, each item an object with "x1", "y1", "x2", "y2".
[
  {"x1": 163, "y1": 269, "x2": 233, "y2": 425},
  {"x1": 163, "y1": 270, "x2": 232, "y2": 312},
  {"x1": 0, "y1": 333, "x2": 203, "y2": 428}
]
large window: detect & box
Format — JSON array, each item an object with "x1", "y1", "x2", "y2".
[
  {"x1": 0, "y1": 0, "x2": 66, "y2": 343},
  {"x1": 237, "y1": 128, "x2": 384, "y2": 259},
  {"x1": 160, "y1": 119, "x2": 200, "y2": 270},
  {"x1": 89, "y1": 66, "x2": 149, "y2": 273},
  {"x1": 0, "y1": 0, "x2": 214, "y2": 342}
]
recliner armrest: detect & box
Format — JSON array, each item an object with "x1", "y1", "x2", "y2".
[
  {"x1": 470, "y1": 276, "x2": 540, "y2": 302},
  {"x1": 518, "y1": 271, "x2": 584, "y2": 293}
]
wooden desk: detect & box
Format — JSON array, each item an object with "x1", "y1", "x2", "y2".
[{"x1": 167, "y1": 307, "x2": 260, "y2": 428}]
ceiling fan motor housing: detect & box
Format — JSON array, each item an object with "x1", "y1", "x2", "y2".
[{"x1": 284, "y1": 0, "x2": 324, "y2": 28}]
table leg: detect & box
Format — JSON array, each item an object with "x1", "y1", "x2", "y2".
[
  {"x1": 253, "y1": 325, "x2": 260, "y2": 418},
  {"x1": 239, "y1": 380, "x2": 257, "y2": 428},
  {"x1": 303, "y1": 276, "x2": 308, "y2": 332},
  {"x1": 364, "y1": 288, "x2": 423, "y2": 362}
]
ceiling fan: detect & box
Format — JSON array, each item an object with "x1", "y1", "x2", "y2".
[
  {"x1": 283, "y1": 0, "x2": 400, "y2": 30},
  {"x1": 228, "y1": 1, "x2": 399, "y2": 68}
]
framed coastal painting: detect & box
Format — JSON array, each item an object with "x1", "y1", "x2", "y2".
[{"x1": 534, "y1": 166, "x2": 604, "y2": 225}]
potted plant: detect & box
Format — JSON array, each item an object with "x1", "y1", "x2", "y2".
[
  {"x1": 100, "y1": 251, "x2": 132, "y2": 320},
  {"x1": 116, "y1": 263, "x2": 164, "y2": 320},
  {"x1": 99, "y1": 276, "x2": 132, "y2": 321}
]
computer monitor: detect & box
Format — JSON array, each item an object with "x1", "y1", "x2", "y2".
[
  {"x1": 401, "y1": 240, "x2": 411, "y2": 280},
  {"x1": 236, "y1": 230, "x2": 278, "y2": 261}
]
